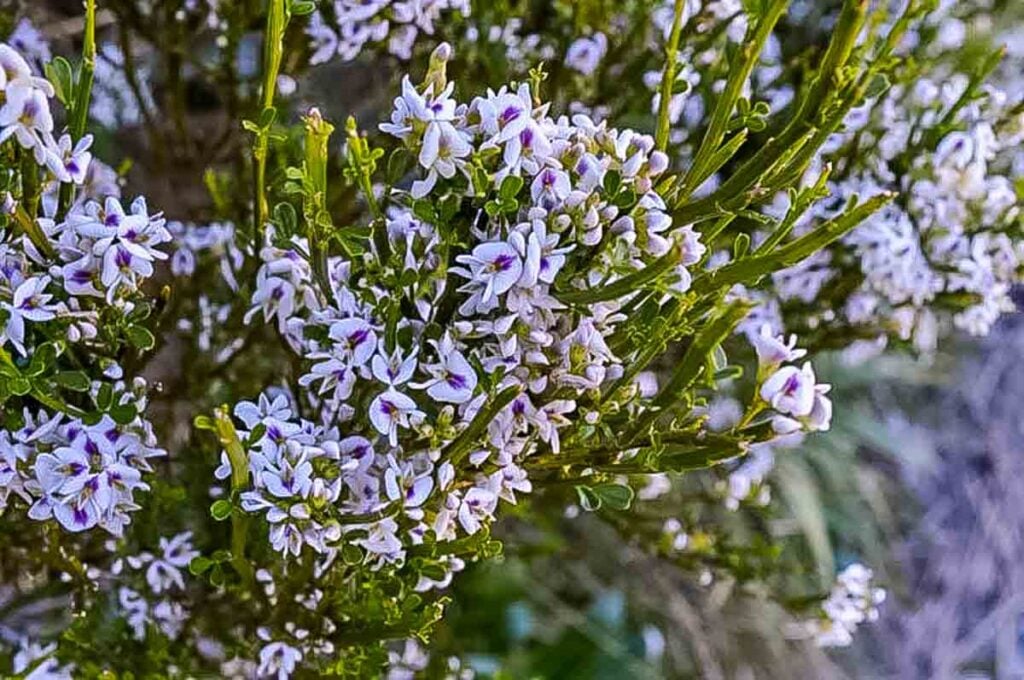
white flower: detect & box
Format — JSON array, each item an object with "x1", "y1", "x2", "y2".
[
  {"x1": 45, "y1": 133, "x2": 93, "y2": 185},
  {"x1": 369, "y1": 389, "x2": 425, "y2": 446},
  {"x1": 412, "y1": 119, "x2": 472, "y2": 198},
  {"x1": 257, "y1": 641, "x2": 302, "y2": 680},
  {"x1": 328, "y1": 317, "x2": 377, "y2": 365},
  {"x1": 3, "y1": 276, "x2": 58, "y2": 356},
  {"x1": 530, "y1": 167, "x2": 571, "y2": 211},
  {"x1": 0, "y1": 80, "x2": 52, "y2": 159},
  {"x1": 453, "y1": 241, "x2": 524, "y2": 304},
  {"x1": 751, "y1": 324, "x2": 807, "y2": 370},
  {"x1": 413, "y1": 334, "x2": 478, "y2": 404},
  {"x1": 457, "y1": 487, "x2": 497, "y2": 535},
  {"x1": 759, "y1": 363, "x2": 817, "y2": 417},
  {"x1": 146, "y1": 532, "x2": 199, "y2": 594}
]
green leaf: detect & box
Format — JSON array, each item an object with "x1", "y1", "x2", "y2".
[
  {"x1": 125, "y1": 325, "x2": 156, "y2": 351},
  {"x1": 341, "y1": 544, "x2": 364, "y2": 565},
  {"x1": 499, "y1": 175, "x2": 524, "y2": 201},
  {"x1": 592, "y1": 483, "x2": 634, "y2": 511},
  {"x1": 9, "y1": 377, "x2": 31, "y2": 396},
  {"x1": 864, "y1": 73, "x2": 891, "y2": 99},
  {"x1": 26, "y1": 342, "x2": 59, "y2": 377},
  {"x1": 55, "y1": 371, "x2": 91, "y2": 392},
  {"x1": 732, "y1": 232, "x2": 751, "y2": 260},
  {"x1": 44, "y1": 57, "x2": 75, "y2": 106},
  {"x1": 273, "y1": 202, "x2": 298, "y2": 235},
  {"x1": 258, "y1": 106, "x2": 277, "y2": 129},
  {"x1": 574, "y1": 485, "x2": 602, "y2": 512},
  {"x1": 412, "y1": 200, "x2": 437, "y2": 224},
  {"x1": 188, "y1": 556, "x2": 213, "y2": 576},
  {"x1": 419, "y1": 562, "x2": 448, "y2": 581},
  {"x1": 210, "y1": 499, "x2": 233, "y2": 521},
  {"x1": 290, "y1": 0, "x2": 317, "y2": 15},
  {"x1": 109, "y1": 403, "x2": 138, "y2": 425},
  {"x1": 193, "y1": 415, "x2": 216, "y2": 431}
]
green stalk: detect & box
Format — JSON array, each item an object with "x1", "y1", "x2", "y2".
[
  {"x1": 442, "y1": 386, "x2": 522, "y2": 466},
  {"x1": 57, "y1": 0, "x2": 96, "y2": 220},
  {"x1": 213, "y1": 406, "x2": 254, "y2": 586},
  {"x1": 655, "y1": 0, "x2": 686, "y2": 152},
  {"x1": 672, "y1": 0, "x2": 869, "y2": 222},
  {"x1": 679, "y1": 0, "x2": 788, "y2": 198},
  {"x1": 625, "y1": 299, "x2": 751, "y2": 440},
  {"x1": 252, "y1": 0, "x2": 288, "y2": 248},
  {"x1": 303, "y1": 109, "x2": 335, "y2": 296},
  {"x1": 559, "y1": 243, "x2": 682, "y2": 305},
  {"x1": 690, "y1": 191, "x2": 894, "y2": 296}
]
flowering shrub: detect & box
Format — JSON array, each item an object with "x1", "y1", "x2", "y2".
[{"x1": 0, "y1": 0, "x2": 1018, "y2": 676}]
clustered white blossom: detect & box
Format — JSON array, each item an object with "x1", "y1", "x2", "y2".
[
  {"x1": 385, "y1": 639, "x2": 474, "y2": 680},
  {"x1": 307, "y1": 1, "x2": 471, "y2": 64},
  {"x1": 565, "y1": 33, "x2": 608, "y2": 77},
  {"x1": 750, "y1": 4, "x2": 1024, "y2": 357},
  {"x1": 168, "y1": 220, "x2": 244, "y2": 291},
  {"x1": 221, "y1": 48, "x2": 835, "y2": 677},
  {"x1": 463, "y1": 19, "x2": 555, "y2": 74},
  {"x1": 793, "y1": 563, "x2": 887, "y2": 648},
  {"x1": 1, "y1": 390, "x2": 164, "y2": 536},
  {"x1": 0, "y1": 42, "x2": 168, "y2": 538},
  {"x1": 0, "y1": 44, "x2": 91, "y2": 179},
  {"x1": 7, "y1": 19, "x2": 51, "y2": 69},
  {"x1": 112, "y1": 532, "x2": 198, "y2": 640}
]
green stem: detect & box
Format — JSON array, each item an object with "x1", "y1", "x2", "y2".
[
  {"x1": 253, "y1": 0, "x2": 288, "y2": 248},
  {"x1": 672, "y1": 0, "x2": 869, "y2": 221},
  {"x1": 559, "y1": 243, "x2": 682, "y2": 305},
  {"x1": 655, "y1": 0, "x2": 686, "y2": 152},
  {"x1": 213, "y1": 406, "x2": 254, "y2": 586},
  {"x1": 442, "y1": 386, "x2": 522, "y2": 466},
  {"x1": 679, "y1": 0, "x2": 787, "y2": 199},
  {"x1": 57, "y1": 0, "x2": 97, "y2": 220}
]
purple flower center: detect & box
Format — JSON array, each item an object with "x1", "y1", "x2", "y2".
[
  {"x1": 499, "y1": 105, "x2": 522, "y2": 126},
  {"x1": 446, "y1": 373, "x2": 468, "y2": 389},
  {"x1": 348, "y1": 328, "x2": 369, "y2": 347},
  {"x1": 73, "y1": 507, "x2": 89, "y2": 526},
  {"x1": 491, "y1": 254, "x2": 515, "y2": 272},
  {"x1": 115, "y1": 248, "x2": 132, "y2": 268}
]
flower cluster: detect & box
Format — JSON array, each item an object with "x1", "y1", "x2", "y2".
[
  {"x1": 0, "y1": 43, "x2": 92, "y2": 180},
  {"x1": 112, "y1": 532, "x2": 198, "y2": 640},
  {"x1": 1, "y1": 386, "x2": 164, "y2": 536},
  {"x1": 307, "y1": 0, "x2": 471, "y2": 64},
  {"x1": 213, "y1": 45, "x2": 846, "y2": 675},
  {"x1": 753, "y1": 325, "x2": 831, "y2": 434},
  {"x1": 0, "y1": 41, "x2": 168, "y2": 542},
  {"x1": 749, "y1": 5, "x2": 1024, "y2": 356},
  {"x1": 794, "y1": 563, "x2": 887, "y2": 648}
]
